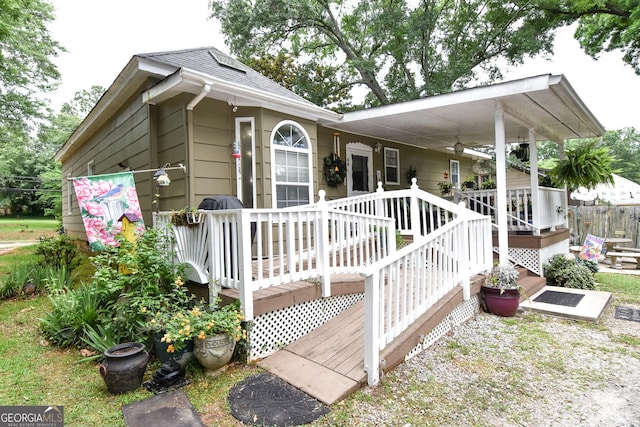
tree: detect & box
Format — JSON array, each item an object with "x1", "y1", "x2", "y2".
[
  {"x1": 537, "y1": 1, "x2": 640, "y2": 74},
  {"x1": 599, "y1": 127, "x2": 640, "y2": 182},
  {"x1": 0, "y1": 86, "x2": 105, "y2": 217},
  {"x1": 209, "y1": 0, "x2": 567, "y2": 108},
  {"x1": 0, "y1": 0, "x2": 63, "y2": 135}
]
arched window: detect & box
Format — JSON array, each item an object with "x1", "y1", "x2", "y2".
[{"x1": 270, "y1": 120, "x2": 313, "y2": 208}]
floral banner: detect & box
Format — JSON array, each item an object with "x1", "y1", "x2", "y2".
[
  {"x1": 73, "y1": 172, "x2": 144, "y2": 250},
  {"x1": 580, "y1": 233, "x2": 604, "y2": 261}
]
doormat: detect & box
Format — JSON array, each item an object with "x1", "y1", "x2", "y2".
[
  {"x1": 615, "y1": 306, "x2": 640, "y2": 323},
  {"x1": 122, "y1": 389, "x2": 205, "y2": 427},
  {"x1": 228, "y1": 373, "x2": 329, "y2": 426},
  {"x1": 533, "y1": 290, "x2": 585, "y2": 307}
]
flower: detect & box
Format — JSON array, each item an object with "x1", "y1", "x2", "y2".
[
  {"x1": 485, "y1": 263, "x2": 520, "y2": 292},
  {"x1": 160, "y1": 301, "x2": 244, "y2": 352}
]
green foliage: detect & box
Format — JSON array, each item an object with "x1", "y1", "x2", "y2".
[
  {"x1": 485, "y1": 263, "x2": 520, "y2": 290},
  {"x1": 39, "y1": 228, "x2": 195, "y2": 349},
  {"x1": 0, "y1": 262, "x2": 39, "y2": 299},
  {"x1": 210, "y1": 0, "x2": 567, "y2": 108},
  {"x1": 34, "y1": 234, "x2": 81, "y2": 270},
  {"x1": 80, "y1": 323, "x2": 119, "y2": 360},
  {"x1": 544, "y1": 254, "x2": 596, "y2": 290},
  {"x1": 158, "y1": 300, "x2": 244, "y2": 352},
  {"x1": 548, "y1": 140, "x2": 615, "y2": 191},
  {"x1": 0, "y1": 0, "x2": 63, "y2": 135},
  {"x1": 40, "y1": 265, "x2": 76, "y2": 295}
]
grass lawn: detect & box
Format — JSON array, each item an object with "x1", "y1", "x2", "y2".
[
  {"x1": 1, "y1": 243, "x2": 639, "y2": 426},
  {"x1": 0, "y1": 217, "x2": 59, "y2": 241}
]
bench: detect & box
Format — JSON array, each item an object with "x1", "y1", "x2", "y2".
[
  {"x1": 605, "y1": 251, "x2": 640, "y2": 269},
  {"x1": 613, "y1": 246, "x2": 640, "y2": 253}
]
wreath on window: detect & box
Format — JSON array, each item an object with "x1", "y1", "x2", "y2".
[{"x1": 323, "y1": 153, "x2": 347, "y2": 187}]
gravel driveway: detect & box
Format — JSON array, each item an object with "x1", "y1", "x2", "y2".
[{"x1": 315, "y1": 302, "x2": 640, "y2": 426}]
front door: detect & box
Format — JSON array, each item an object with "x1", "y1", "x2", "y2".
[{"x1": 346, "y1": 143, "x2": 373, "y2": 197}]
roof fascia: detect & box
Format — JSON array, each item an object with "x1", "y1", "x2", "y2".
[{"x1": 143, "y1": 67, "x2": 343, "y2": 122}]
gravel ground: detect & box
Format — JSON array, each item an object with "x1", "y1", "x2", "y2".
[{"x1": 316, "y1": 303, "x2": 640, "y2": 427}]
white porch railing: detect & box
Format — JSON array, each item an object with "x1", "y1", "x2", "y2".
[
  {"x1": 456, "y1": 186, "x2": 567, "y2": 234},
  {"x1": 154, "y1": 194, "x2": 396, "y2": 321},
  {"x1": 362, "y1": 202, "x2": 492, "y2": 386}
]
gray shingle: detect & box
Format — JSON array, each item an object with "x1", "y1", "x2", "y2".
[{"x1": 137, "y1": 46, "x2": 315, "y2": 106}]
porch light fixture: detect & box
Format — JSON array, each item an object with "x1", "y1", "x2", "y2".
[
  {"x1": 453, "y1": 141, "x2": 464, "y2": 155},
  {"x1": 374, "y1": 142, "x2": 382, "y2": 154}
]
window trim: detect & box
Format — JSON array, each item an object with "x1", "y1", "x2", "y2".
[
  {"x1": 383, "y1": 147, "x2": 400, "y2": 185},
  {"x1": 269, "y1": 120, "x2": 314, "y2": 208},
  {"x1": 449, "y1": 159, "x2": 461, "y2": 189}
]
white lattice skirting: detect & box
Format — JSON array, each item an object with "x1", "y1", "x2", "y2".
[
  {"x1": 404, "y1": 295, "x2": 480, "y2": 361},
  {"x1": 249, "y1": 293, "x2": 364, "y2": 361},
  {"x1": 494, "y1": 238, "x2": 569, "y2": 276}
]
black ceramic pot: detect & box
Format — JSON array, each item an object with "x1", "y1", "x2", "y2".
[{"x1": 99, "y1": 342, "x2": 149, "y2": 394}]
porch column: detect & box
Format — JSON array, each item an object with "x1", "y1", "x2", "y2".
[
  {"x1": 495, "y1": 101, "x2": 509, "y2": 265},
  {"x1": 529, "y1": 129, "x2": 541, "y2": 236}
]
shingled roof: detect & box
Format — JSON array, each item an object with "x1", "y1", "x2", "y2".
[{"x1": 137, "y1": 46, "x2": 316, "y2": 107}]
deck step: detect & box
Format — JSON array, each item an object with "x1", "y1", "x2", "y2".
[
  {"x1": 257, "y1": 349, "x2": 361, "y2": 406},
  {"x1": 518, "y1": 275, "x2": 546, "y2": 300}
]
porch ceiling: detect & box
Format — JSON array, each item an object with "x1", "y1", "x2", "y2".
[{"x1": 320, "y1": 74, "x2": 605, "y2": 151}]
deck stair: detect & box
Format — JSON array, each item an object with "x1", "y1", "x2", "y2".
[{"x1": 257, "y1": 270, "x2": 544, "y2": 405}]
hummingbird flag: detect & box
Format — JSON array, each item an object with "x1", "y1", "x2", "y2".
[{"x1": 72, "y1": 172, "x2": 144, "y2": 250}]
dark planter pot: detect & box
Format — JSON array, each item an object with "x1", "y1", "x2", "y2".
[
  {"x1": 99, "y1": 342, "x2": 149, "y2": 394},
  {"x1": 153, "y1": 332, "x2": 194, "y2": 365},
  {"x1": 481, "y1": 286, "x2": 521, "y2": 317}
]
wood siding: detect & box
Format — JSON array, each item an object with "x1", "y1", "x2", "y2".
[
  {"x1": 60, "y1": 82, "x2": 155, "y2": 240},
  {"x1": 316, "y1": 125, "x2": 474, "y2": 198}
]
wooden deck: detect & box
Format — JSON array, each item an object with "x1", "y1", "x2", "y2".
[{"x1": 256, "y1": 269, "x2": 545, "y2": 405}]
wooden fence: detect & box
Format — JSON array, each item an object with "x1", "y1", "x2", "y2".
[{"x1": 568, "y1": 205, "x2": 640, "y2": 248}]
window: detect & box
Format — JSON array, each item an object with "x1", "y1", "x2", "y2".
[
  {"x1": 449, "y1": 160, "x2": 460, "y2": 189},
  {"x1": 384, "y1": 147, "x2": 399, "y2": 185},
  {"x1": 271, "y1": 121, "x2": 313, "y2": 208},
  {"x1": 87, "y1": 160, "x2": 95, "y2": 176}
]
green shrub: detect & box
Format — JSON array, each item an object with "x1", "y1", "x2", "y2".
[
  {"x1": 544, "y1": 254, "x2": 595, "y2": 290},
  {"x1": 40, "y1": 227, "x2": 191, "y2": 349},
  {"x1": 40, "y1": 284, "x2": 102, "y2": 347},
  {"x1": 0, "y1": 262, "x2": 42, "y2": 299},
  {"x1": 35, "y1": 234, "x2": 82, "y2": 271}
]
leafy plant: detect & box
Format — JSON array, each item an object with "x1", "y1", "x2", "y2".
[
  {"x1": 481, "y1": 178, "x2": 497, "y2": 189},
  {"x1": 0, "y1": 262, "x2": 41, "y2": 299},
  {"x1": 544, "y1": 254, "x2": 595, "y2": 290},
  {"x1": 35, "y1": 234, "x2": 81, "y2": 271},
  {"x1": 159, "y1": 300, "x2": 245, "y2": 353},
  {"x1": 40, "y1": 265, "x2": 76, "y2": 295},
  {"x1": 438, "y1": 181, "x2": 453, "y2": 196},
  {"x1": 548, "y1": 140, "x2": 615, "y2": 191},
  {"x1": 485, "y1": 263, "x2": 520, "y2": 291},
  {"x1": 80, "y1": 324, "x2": 119, "y2": 360}
]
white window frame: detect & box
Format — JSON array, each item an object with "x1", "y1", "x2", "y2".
[
  {"x1": 235, "y1": 117, "x2": 256, "y2": 208},
  {"x1": 270, "y1": 120, "x2": 313, "y2": 208},
  {"x1": 450, "y1": 159, "x2": 461, "y2": 189},
  {"x1": 383, "y1": 147, "x2": 400, "y2": 185},
  {"x1": 87, "y1": 160, "x2": 95, "y2": 176}
]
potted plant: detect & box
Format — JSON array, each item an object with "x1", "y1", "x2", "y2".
[
  {"x1": 481, "y1": 263, "x2": 521, "y2": 317},
  {"x1": 437, "y1": 181, "x2": 453, "y2": 196},
  {"x1": 171, "y1": 207, "x2": 203, "y2": 227},
  {"x1": 160, "y1": 300, "x2": 245, "y2": 375},
  {"x1": 481, "y1": 178, "x2": 497, "y2": 190},
  {"x1": 462, "y1": 175, "x2": 477, "y2": 190}
]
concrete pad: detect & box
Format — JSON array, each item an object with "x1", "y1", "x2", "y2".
[
  {"x1": 122, "y1": 390, "x2": 205, "y2": 427},
  {"x1": 521, "y1": 286, "x2": 612, "y2": 323}
]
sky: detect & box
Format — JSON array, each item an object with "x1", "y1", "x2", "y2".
[{"x1": 47, "y1": 0, "x2": 640, "y2": 131}]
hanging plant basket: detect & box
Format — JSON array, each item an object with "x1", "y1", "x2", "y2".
[{"x1": 323, "y1": 154, "x2": 347, "y2": 187}]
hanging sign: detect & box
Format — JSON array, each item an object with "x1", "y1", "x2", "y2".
[{"x1": 72, "y1": 172, "x2": 144, "y2": 251}]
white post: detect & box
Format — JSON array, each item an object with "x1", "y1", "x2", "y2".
[
  {"x1": 529, "y1": 129, "x2": 541, "y2": 236},
  {"x1": 364, "y1": 271, "x2": 380, "y2": 386},
  {"x1": 206, "y1": 213, "x2": 221, "y2": 304},
  {"x1": 495, "y1": 101, "x2": 509, "y2": 265},
  {"x1": 237, "y1": 210, "x2": 254, "y2": 321},
  {"x1": 410, "y1": 178, "x2": 421, "y2": 240},
  {"x1": 458, "y1": 201, "x2": 470, "y2": 300},
  {"x1": 316, "y1": 190, "x2": 331, "y2": 297}
]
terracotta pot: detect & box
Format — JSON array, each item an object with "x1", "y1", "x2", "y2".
[
  {"x1": 99, "y1": 342, "x2": 149, "y2": 394},
  {"x1": 481, "y1": 286, "x2": 521, "y2": 317},
  {"x1": 194, "y1": 334, "x2": 235, "y2": 375}
]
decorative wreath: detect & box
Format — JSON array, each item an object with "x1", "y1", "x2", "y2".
[{"x1": 323, "y1": 153, "x2": 347, "y2": 187}]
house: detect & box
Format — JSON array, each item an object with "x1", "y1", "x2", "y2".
[{"x1": 54, "y1": 47, "x2": 605, "y2": 398}]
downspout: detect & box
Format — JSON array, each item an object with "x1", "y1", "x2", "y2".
[{"x1": 185, "y1": 84, "x2": 212, "y2": 206}]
